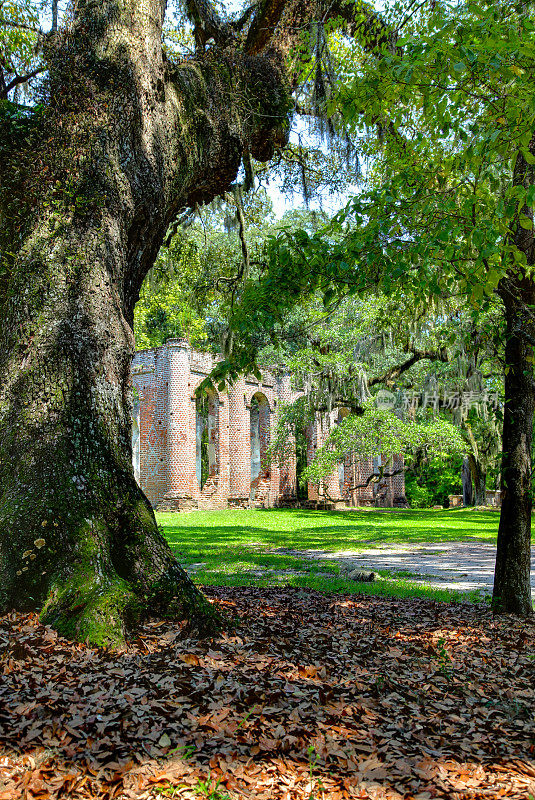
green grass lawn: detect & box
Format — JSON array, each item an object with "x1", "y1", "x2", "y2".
[{"x1": 158, "y1": 507, "x2": 499, "y2": 604}]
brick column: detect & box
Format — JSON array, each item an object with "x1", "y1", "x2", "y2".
[
  {"x1": 325, "y1": 410, "x2": 342, "y2": 502},
  {"x1": 342, "y1": 453, "x2": 356, "y2": 506},
  {"x1": 373, "y1": 454, "x2": 395, "y2": 508},
  {"x1": 132, "y1": 398, "x2": 141, "y2": 485},
  {"x1": 269, "y1": 402, "x2": 281, "y2": 506},
  {"x1": 276, "y1": 374, "x2": 296, "y2": 499},
  {"x1": 154, "y1": 346, "x2": 168, "y2": 504},
  {"x1": 383, "y1": 454, "x2": 394, "y2": 508},
  {"x1": 133, "y1": 347, "x2": 167, "y2": 507},
  {"x1": 324, "y1": 409, "x2": 340, "y2": 501},
  {"x1": 229, "y1": 379, "x2": 250, "y2": 503},
  {"x1": 189, "y1": 391, "x2": 200, "y2": 500},
  {"x1": 133, "y1": 367, "x2": 157, "y2": 504},
  {"x1": 163, "y1": 338, "x2": 196, "y2": 508},
  {"x1": 310, "y1": 414, "x2": 341, "y2": 503},
  {"x1": 356, "y1": 457, "x2": 375, "y2": 506},
  {"x1": 325, "y1": 466, "x2": 342, "y2": 501}
]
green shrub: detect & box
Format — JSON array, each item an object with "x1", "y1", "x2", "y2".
[
  {"x1": 405, "y1": 481, "x2": 434, "y2": 508},
  {"x1": 405, "y1": 455, "x2": 463, "y2": 507}
]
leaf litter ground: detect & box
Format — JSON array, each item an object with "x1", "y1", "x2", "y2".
[{"x1": 0, "y1": 588, "x2": 534, "y2": 799}]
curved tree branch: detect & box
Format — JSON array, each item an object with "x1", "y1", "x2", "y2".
[
  {"x1": 4, "y1": 67, "x2": 45, "y2": 98},
  {"x1": 323, "y1": 466, "x2": 404, "y2": 502},
  {"x1": 368, "y1": 348, "x2": 449, "y2": 388},
  {"x1": 185, "y1": 0, "x2": 235, "y2": 50},
  {"x1": 245, "y1": 0, "x2": 290, "y2": 54}
]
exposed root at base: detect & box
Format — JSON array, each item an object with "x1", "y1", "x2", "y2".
[
  {"x1": 40, "y1": 574, "x2": 140, "y2": 647},
  {"x1": 40, "y1": 567, "x2": 223, "y2": 648}
]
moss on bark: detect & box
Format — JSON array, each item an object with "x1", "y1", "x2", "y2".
[
  {"x1": 36, "y1": 511, "x2": 222, "y2": 647},
  {"x1": 41, "y1": 574, "x2": 139, "y2": 648}
]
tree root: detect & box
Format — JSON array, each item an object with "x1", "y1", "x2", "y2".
[
  {"x1": 37, "y1": 510, "x2": 223, "y2": 647},
  {"x1": 40, "y1": 573, "x2": 140, "y2": 648}
]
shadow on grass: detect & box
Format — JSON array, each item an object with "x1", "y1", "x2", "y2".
[
  {"x1": 157, "y1": 508, "x2": 500, "y2": 605},
  {"x1": 159, "y1": 507, "x2": 499, "y2": 554}
]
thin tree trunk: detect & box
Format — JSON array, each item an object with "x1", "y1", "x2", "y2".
[
  {"x1": 462, "y1": 457, "x2": 473, "y2": 506},
  {"x1": 0, "y1": 0, "x2": 289, "y2": 644},
  {"x1": 492, "y1": 286, "x2": 534, "y2": 615},
  {"x1": 467, "y1": 455, "x2": 486, "y2": 506},
  {"x1": 492, "y1": 137, "x2": 535, "y2": 617}
]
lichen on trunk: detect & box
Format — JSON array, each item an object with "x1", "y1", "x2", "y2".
[
  {"x1": 0, "y1": 0, "x2": 290, "y2": 645},
  {"x1": 0, "y1": 224, "x2": 221, "y2": 644}
]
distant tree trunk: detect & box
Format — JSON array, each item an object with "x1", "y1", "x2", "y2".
[
  {"x1": 462, "y1": 457, "x2": 473, "y2": 506},
  {"x1": 467, "y1": 455, "x2": 486, "y2": 506},
  {"x1": 0, "y1": 0, "x2": 289, "y2": 644}
]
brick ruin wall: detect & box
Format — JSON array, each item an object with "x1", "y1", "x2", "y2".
[{"x1": 132, "y1": 339, "x2": 406, "y2": 510}]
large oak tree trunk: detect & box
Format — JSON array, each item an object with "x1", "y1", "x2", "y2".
[{"x1": 0, "y1": 0, "x2": 289, "y2": 644}]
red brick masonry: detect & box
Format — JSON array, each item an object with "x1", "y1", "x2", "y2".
[{"x1": 132, "y1": 339, "x2": 405, "y2": 510}]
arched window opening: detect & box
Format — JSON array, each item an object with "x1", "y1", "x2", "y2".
[
  {"x1": 295, "y1": 427, "x2": 308, "y2": 500},
  {"x1": 196, "y1": 390, "x2": 219, "y2": 490},
  {"x1": 250, "y1": 393, "x2": 270, "y2": 495},
  {"x1": 337, "y1": 408, "x2": 350, "y2": 500},
  {"x1": 132, "y1": 398, "x2": 141, "y2": 485}
]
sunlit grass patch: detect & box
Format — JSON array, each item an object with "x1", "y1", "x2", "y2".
[
  {"x1": 159, "y1": 506, "x2": 498, "y2": 554},
  {"x1": 158, "y1": 507, "x2": 498, "y2": 604}
]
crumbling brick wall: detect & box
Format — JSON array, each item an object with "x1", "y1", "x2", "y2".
[
  {"x1": 132, "y1": 340, "x2": 406, "y2": 510},
  {"x1": 133, "y1": 340, "x2": 296, "y2": 510}
]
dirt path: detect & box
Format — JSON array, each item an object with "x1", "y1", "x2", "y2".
[{"x1": 275, "y1": 540, "x2": 535, "y2": 597}]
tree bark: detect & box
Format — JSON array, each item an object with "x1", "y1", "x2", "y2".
[
  {"x1": 493, "y1": 279, "x2": 535, "y2": 616},
  {"x1": 462, "y1": 457, "x2": 473, "y2": 506},
  {"x1": 492, "y1": 139, "x2": 535, "y2": 617},
  {"x1": 0, "y1": 0, "x2": 289, "y2": 644},
  {"x1": 467, "y1": 455, "x2": 486, "y2": 506}
]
